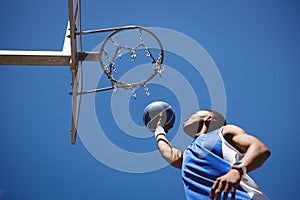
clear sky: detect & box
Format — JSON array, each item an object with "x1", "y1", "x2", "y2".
[{"x1": 1, "y1": 0, "x2": 300, "y2": 200}]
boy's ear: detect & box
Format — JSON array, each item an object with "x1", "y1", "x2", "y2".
[{"x1": 204, "y1": 115, "x2": 213, "y2": 122}]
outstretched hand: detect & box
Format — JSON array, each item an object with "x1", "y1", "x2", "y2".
[
  {"x1": 209, "y1": 169, "x2": 242, "y2": 200},
  {"x1": 156, "y1": 112, "x2": 173, "y2": 133}
]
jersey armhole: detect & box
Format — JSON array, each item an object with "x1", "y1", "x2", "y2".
[{"x1": 220, "y1": 126, "x2": 245, "y2": 155}]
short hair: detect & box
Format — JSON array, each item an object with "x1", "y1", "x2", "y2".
[{"x1": 205, "y1": 110, "x2": 227, "y2": 130}]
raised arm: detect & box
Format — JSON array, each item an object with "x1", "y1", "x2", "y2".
[{"x1": 155, "y1": 126, "x2": 183, "y2": 169}]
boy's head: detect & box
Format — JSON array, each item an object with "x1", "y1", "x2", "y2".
[{"x1": 183, "y1": 110, "x2": 226, "y2": 138}]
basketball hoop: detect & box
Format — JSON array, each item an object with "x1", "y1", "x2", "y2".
[{"x1": 77, "y1": 26, "x2": 165, "y2": 99}]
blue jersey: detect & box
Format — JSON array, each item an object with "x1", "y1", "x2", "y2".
[{"x1": 181, "y1": 128, "x2": 269, "y2": 200}]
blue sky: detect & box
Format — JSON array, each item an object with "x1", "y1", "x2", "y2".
[{"x1": 1, "y1": 0, "x2": 300, "y2": 199}]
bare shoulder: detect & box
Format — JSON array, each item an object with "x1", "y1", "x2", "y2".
[
  {"x1": 222, "y1": 124, "x2": 268, "y2": 154},
  {"x1": 221, "y1": 125, "x2": 249, "y2": 152},
  {"x1": 222, "y1": 124, "x2": 248, "y2": 136}
]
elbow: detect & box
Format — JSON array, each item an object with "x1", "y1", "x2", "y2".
[
  {"x1": 160, "y1": 148, "x2": 183, "y2": 169},
  {"x1": 264, "y1": 148, "x2": 271, "y2": 159},
  {"x1": 170, "y1": 160, "x2": 182, "y2": 169},
  {"x1": 261, "y1": 142, "x2": 271, "y2": 157},
  {"x1": 259, "y1": 143, "x2": 271, "y2": 162}
]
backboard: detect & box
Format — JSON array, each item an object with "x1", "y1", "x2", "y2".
[
  {"x1": 0, "y1": 0, "x2": 82, "y2": 145},
  {"x1": 0, "y1": 0, "x2": 164, "y2": 145}
]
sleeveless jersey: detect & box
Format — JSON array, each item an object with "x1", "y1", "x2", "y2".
[{"x1": 181, "y1": 128, "x2": 269, "y2": 200}]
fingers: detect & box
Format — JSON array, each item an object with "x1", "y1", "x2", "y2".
[
  {"x1": 210, "y1": 179, "x2": 236, "y2": 200},
  {"x1": 231, "y1": 186, "x2": 236, "y2": 200},
  {"x1": 223, "y1": 183, "x2": 235, "y2": 200},
  {"x1": 210, "y1": 179, "x2": 224, "y2": 200},
  {"x1": 223, "y1": 183, "x2": 230, "y2": 200},
  {"x1": 156, "y1": 112, "x2": 164, "y2": 128}
]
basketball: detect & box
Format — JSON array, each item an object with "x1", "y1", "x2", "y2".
[{"x1": 143, "y1": 101, "x2": 175, "y2": 132}]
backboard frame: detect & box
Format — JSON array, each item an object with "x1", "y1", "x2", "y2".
[{"x1": 68, "y1": 0, "x2": 82, "y2": 145}]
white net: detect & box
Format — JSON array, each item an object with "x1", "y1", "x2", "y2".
[{"x1": 99, "y1": 27, "x2": 164, "y2": 98}]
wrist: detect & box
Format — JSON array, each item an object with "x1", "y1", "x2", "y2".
[
  {"x1": 230, "y1": 168, "x2": 243, "y2": 177},
  {"x1": 155, "y1": 126, "x2": 166, "y2": 138},
  {"x1": 231, "y1": 161, "x2": 247, "y2": 176}
]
